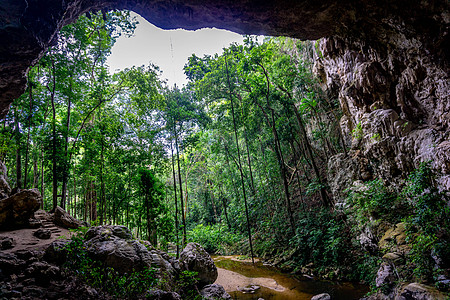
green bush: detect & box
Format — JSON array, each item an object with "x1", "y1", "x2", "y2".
[
  {"x1": 346, "y1": 179, "x2": 405, "y2": 227},
  {"x1": 289, "y1": 209, "x2": 359, "y2": 278},
  {"x1": 402, "y1": 162, "x2": 450, "y2": 282},
  {"x1": 187, "y1": 223, "x2": 243, "y2": 254}
]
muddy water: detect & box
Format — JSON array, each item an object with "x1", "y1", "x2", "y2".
[{"x1": 212, "y1": 256, "x2": 368, "y2": 300}]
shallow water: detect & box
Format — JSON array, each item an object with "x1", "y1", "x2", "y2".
[{"x1": 212, "y1": 255, "x2": 369, "y2": 300}]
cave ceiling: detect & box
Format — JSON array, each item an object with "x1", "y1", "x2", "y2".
[{"x1": 0, "y1": 0, "x2": 448, "y2": 118}]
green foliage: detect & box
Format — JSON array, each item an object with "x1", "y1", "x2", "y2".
[
  {"x1": 288, "y1": 208, "x2": 377, "y2": 283},
  {"x1": 346, "y1": 179, "x2": 404, "y2": 227},
  {"x1": 351, "y1": 122, "x2": 363, "y2": 140},
  {"x1": 346, "y1": 162, "x2": 449, "y2": 286},
  {"x1": 64, "y1": 228, "x2": 158, "y2": 298},
  {"x1": 174, "y1": 270, "x2": 201, "y2": 300},
  {"x1": 187, "y1": 223, "x2": 243, "y2": 254},
  {"x1": 402, "y1": 162, "x2": 450, "y2": 282}
]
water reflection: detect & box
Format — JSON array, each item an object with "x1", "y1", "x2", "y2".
[{"x1": 213, "y1": 256, "x2": 368, "y2": 300}]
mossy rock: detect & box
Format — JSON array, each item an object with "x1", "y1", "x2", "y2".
[{"x1": 379, "y1": 223, "x2": 407, "y2": 252}]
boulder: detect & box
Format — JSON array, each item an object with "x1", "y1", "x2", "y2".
[
  {"x1": 0, "y1": 235, "x2": 14, "y2": 249},
  {"x1": 200, "y1": 284, "x2": 231, "y2": 299},
  {"x1": 311, "y1": 293, "x2": 331, "y2": 300},
  {"x1": 382, "y1": 252, "x2": 404, "y2": 266},
  {"x1": 180, "y1": 242, "x2": 218, "y2": 288},
  {"x1": 396, "y1": 283, "x2": 446, "y2": 300},
  {"x1": 44, "y1": 239, "x2": 70, "y2": 265},
  {"x1": 146, "y1": 289, "x2": 182, "y2": 300},
  {"x1": 0, "y1": 188, "x2": 42, "y2": 229},
  {"x1": 33, "y1": 228, "x2": 51, "y2": 239},
  {"x1": 375, "y1": 262, "x2": 396, "y2": 289},
  {"x1": 25, "y1": 261, "x2": 61, "y2": 285},
  {"x1": 84, "y1": 225, "x2": 175, "y2": 277},
  {"x1": 53, "y1": 206, "x2": 82, "y2": 229},
  {"x1": 0, "y1": 252, "x2": 26, "y2": 275}
]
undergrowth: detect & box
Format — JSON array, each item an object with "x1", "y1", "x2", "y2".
[
  {"x1": 64, "y1": 228, "x2": 158, "y2": 299},
  {"x1": 187, "y1": 223, "x2": 243, "y2": 254}
]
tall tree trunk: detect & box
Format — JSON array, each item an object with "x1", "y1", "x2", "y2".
[
  {"x1": 14, "y1": 109, "x2": 22, "y2": 189},
  {"x1": 73, "y1": 174, "x2": 77, "y2": 219},
  {"x1": 291, "y1": 104, "x2": 330, "y2": 206},
  {"x1": 225, "y1": 55, "x2": 255, "y2": 264},
  {"x1": 40, "y1": 148, "x2": 44, "y2": 209},
  {"x1": 33, "y1": 157, "x2": 38, "y2": 188},
  {"x1": 50, "y1": 59, "x2": 58, "y2": 211},
  {"x1": 24, "y1": 85, "x2": 33, "y2": 189},
  {"x1": 60, "y1": 87, "x2": 71, "y2": 209},
  {"x1": 99, "y1": 132, "x2": 106, "y2": 224},
  {"x1": 174, "y1": 129, "x2": 187, "y2": 247},
  {"x1": 255, "y1": 62, "x2": 296, "y2": 232},
  {"x1": 170, "y1": 142, "x2": 180, "y2": 258}
]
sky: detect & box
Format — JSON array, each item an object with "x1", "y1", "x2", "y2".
[{"x1": 107, "y1": 12, "x2": 244, "y2": 87}]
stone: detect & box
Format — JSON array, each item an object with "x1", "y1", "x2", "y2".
[
  {"x1": 179, "y1": 242, "x2": 218, "y2": 288},
  {"x1": 33, "y1": 228, "x2": 51, "y2": 239},
  {"x1": 0, "y1": 252, "x2": 26, "y2": 275},
  {"x1": 397, "y1": 283, "x2": 447, "y2": 300},
  {"x1": 382, "y1": 253, "x2": 404, "y2": 266},
  {"x1": 311, "y1": 293, "x2": 331, "y2": 300},
  {"x1": 375, "y1": 262, "x2": 395, "y2": 289},
  {"x1": 0, "y1": 161, "x2": 11, "y2": 199},
  {"x1": 28, "y1": 218, "x2": 42, "y2": 228},
  {"x1": 200, "y1": 284, "x2": 231, "y2": 299},
  {"x1": 43, "y1": 240, "x2": 70, "y2": 265},
  {"x1": 379, "y1": 223, "x2": 407, "y2": 252},
  {"x1": 25, "y1": 261, "x2": 61, "y2": 285},
  {"x1": 53, "y1": 206, "x2": 83, "y2": 229},
  {"x1": 146, "y1": 289, "x2": 182, "y2": 300},
  {"x1": 0, "y1": 235, "x2": 14, "y2": 249},
  {"x1": 0, "y1": 189, "x2": 42, "y2": 229},
  {"x1": 84, "y1": 225, "x2": 175, "y2": 278}
]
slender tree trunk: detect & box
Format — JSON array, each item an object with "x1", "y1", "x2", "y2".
[
  {"x1": 40, "y1": 148, "x2": 44, "y2": 209},
  {"x1": 292, "y1": 104, "x2": 330, "y2": 206},
  {"x1": 14, "y1": 109, "x2": 22, "y2": 189},
  {"x1": 61, "y1": 86, "x2": 71, "y2": 209},
  {"x1": 73, "y1": 175, "x2": 77, "y2": 218},
  {"x1": 174, "y1": 130, "x2": 186, "y2": 247},
  {"x1": 50, "y1": 59, "x2": 58, "y2": 211},
  {"x1": 171, "y1": 142, "x2": 180, "y2": 258},
  {"x1": 225, "y1": 55, "x2": 255, "y2": 264},
  {"x1": 99, "y1": 133, "x2": 106, "y2": 224},
  {"x1": 33, "y1": 157, "x2": 38, "y2": 188}
]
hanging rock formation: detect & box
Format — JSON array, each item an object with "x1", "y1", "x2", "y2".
[
  {"x1": 0, "y1": 0, "x2": 448, "y2": 121},
  {"x1": 0, "y1": 2, "x2": 448, "y2": 191}
]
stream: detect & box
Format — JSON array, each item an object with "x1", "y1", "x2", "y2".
[{"x1": 212, "y1": 256, "x2": 369, "y2": 300}]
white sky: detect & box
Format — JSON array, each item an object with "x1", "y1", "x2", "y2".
[{"x1": 107, "y1": 12, "x2": 244, "y2": 87}]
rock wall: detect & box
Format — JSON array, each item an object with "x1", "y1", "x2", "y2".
[{"x1": 313, "y1": 11, "x2": 449, "y2": 199}]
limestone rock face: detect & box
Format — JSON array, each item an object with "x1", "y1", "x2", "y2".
[
  {"x1": 0, "y1": 188, "x2": 42, "y2": 229},
  {"x1": 317, "y1": 23, "x2": 449, "y2": 197},
  {"x1": 53, "y1": 206, "x2": 83, "y2": 229},
  {"x1": 0, "y1": 161, "x2": 11, "y2": 199},
  {"x1": 180, "y1": 242, "x2": 218, "y2": 288}
]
